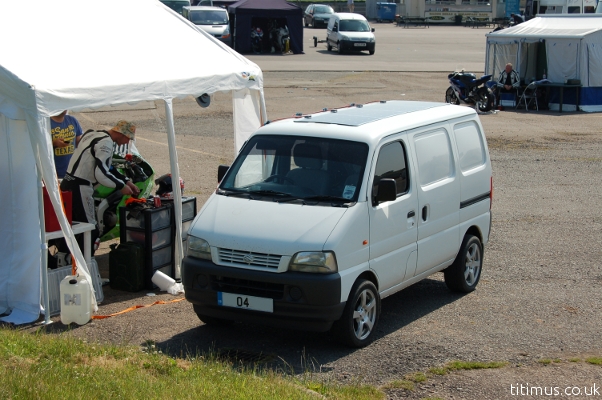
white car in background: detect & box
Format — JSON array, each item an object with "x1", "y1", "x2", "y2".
[{"x1": 182, "y1": 6, "x2": 232, "y2": 47}]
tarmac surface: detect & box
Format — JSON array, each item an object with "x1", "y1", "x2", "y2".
[{"x1": 31, "y1": 23, "x2": 602, "y2": 399}]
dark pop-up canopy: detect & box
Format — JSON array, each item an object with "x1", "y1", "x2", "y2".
[{"x1": 229, "y1": 0, "x2": 304, "y2": 54}]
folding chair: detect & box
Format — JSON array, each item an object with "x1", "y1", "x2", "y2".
[{"x1": 517, "y1": 81, "x2": 539, "y2": 111}]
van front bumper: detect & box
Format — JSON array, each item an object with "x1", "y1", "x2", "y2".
[
  {"x1": 182, "y1": 256, "x2": 345, "y2": 332},
  {"x1": 340, "y1": 40, "x2": 375, "y2": 52}
]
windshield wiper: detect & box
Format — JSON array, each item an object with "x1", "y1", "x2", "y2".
[
  {"x1": 217, "y1": 188, "x2": 251, "y2": 198},
  {"x1": 246, "y1": 189, "x2": 294, "y2": 200},
  {"x1": 301, "y1": 195, "x2": 353, "y2": 207}
]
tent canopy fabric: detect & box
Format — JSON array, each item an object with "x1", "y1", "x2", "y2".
[
  {"x1": 0, "y1": 0, "x2": 266, "y2": 324},
  {"x1": 485, "y1": 15, "x2": 602, "y2": 112},
  {"x1": 228, "y1": 0, "x2": 304, "y2": 54}
]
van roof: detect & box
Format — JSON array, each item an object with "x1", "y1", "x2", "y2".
[
  {"x1": 332, "y1": 12, "x2": 368, "y2": 20},
  {"x1": 257, "y1": 101, "x2": 477, "y2": 145},
  {"x1": 183, "y1": 6, "x2": 225, "y2": 11}
]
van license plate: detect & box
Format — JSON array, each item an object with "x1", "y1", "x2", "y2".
[
  {"x1": 218, "y1": 292, "x2": 274, "y2": 313},
  {"x1": 354, "y1": 43, "x2": 366, "y2": 47}
]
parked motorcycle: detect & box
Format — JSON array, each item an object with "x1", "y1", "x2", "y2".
[
  {"x1": 94, "y1": 151, "x2": 155, "y2": 242},
  {"x1": 269, "y1": 24, "x2": 290, "y2": 54},
  {"x1": 251, "y1": 27, "x2": 263, "y2": 54},
  {"x1": 445, "y1": 70, "x2": 495, "y2": 112}
]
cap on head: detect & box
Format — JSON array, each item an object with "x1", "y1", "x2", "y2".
[{"x1": 112, "y1": 120, "x2": 136, "y2": 140}]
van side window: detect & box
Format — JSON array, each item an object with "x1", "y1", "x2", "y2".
[
  {"x1": 414, "y1": 129, "x2": 454, "y2": 186},
  {"x1": 372, "y1": 141, "x2": 408, "y2": 201},
  {"x1": 453, "y1": 121, "x2": 486, "y2": 173}
]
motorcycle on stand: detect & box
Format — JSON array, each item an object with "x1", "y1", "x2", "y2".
[
  {"x1": 269, "y1": 23, "x2": 290, "y2": 54},
  {"x1": 251, "y1": 27, "x2": 264, "y2": 54},
  {"x1": 48, "y1": 147, "x2": 155, "y2": 268},
  {"x1": 445, "y1": 70, "x2": 495, "y2": 113},
  {"x1": 94, "y1": 150, "x2": 155, "y2": 243}
]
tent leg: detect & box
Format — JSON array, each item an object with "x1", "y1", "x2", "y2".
[
  {"x1": 38, "y1": 179, "x2": 52, "y2": 325},
  {"x1": 164, "y1": 99, "x2": 183, "y2": 280}
]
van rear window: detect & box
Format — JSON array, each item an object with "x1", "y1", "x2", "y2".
[
  {"x1": 454, "y1": 121, "x2": 486, "y2": 172},
  {"x1": 414, "y1": 129, "x2": 454, "y2": 186}
]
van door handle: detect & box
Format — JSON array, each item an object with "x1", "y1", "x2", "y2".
[{"x1": 407, "y1": 210, "x2": 415, "y2": 218}]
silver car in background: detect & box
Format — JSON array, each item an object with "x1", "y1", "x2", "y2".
[{"x1": 182, "y1": 6, "x2": 232, "y2": 47}]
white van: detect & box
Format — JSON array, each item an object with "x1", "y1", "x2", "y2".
[
  {"x1": 182, "y1": 6, "x2": 231, "y2": 47},
  {"x1": 326, "y1": 13, "x2": 376, "y2": 55},
  {"x1": 183, "y1": 101, "x2": 493, "y2": 347}
]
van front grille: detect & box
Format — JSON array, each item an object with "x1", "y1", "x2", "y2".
[
  {"x1": 217, "y1": 248, "x2": 281, "y2": 269},
  {"x1": 211, "y1": 276, "x2": 284, "y2": 300}
]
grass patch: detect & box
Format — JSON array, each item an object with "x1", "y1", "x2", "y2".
[
  {"x1": 569, "y1": 358, "x2": 581, "y2": 363},
  {"x1": 585, "y1": 357, "x2": 602, "y2": 365},
  {"x1": 405, "y1": 372, "x2": 427, "y2": 383},
  {"x1": 428, "y1": 367, "x2": 448, "y2": 375},
  {"x1": 538, "y1": 359, "x2": 552, "y2": 365},
  {"x1": 445, "y1": 360, "x2": 508, "y2": 371},
  {"x1": 383, "y1": 380, "x2": 415, "y2": 390},
  {"x1": 0, "y1": 327, "x2": 384, "y2": 400}
]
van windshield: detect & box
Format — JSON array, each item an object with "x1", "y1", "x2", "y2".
[
  {"x1": 339, "y1": 19, "x2": 371, "y2": 32},
  {"x1": 189, "y1": 10, "x2": 228, "y2": 25},
  {"x1": 219, "y1": 135, "x2": 369, "y2": 204}
]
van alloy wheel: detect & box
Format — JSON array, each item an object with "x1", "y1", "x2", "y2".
[
  {"x1": 444, "y1": 234, "x2": 482, "y2": 293},
  {"x1": 332, "y1": 279, "x2": 380, "y2": 347}
]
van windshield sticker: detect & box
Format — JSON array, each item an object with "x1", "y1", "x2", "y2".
[{"x1": 343, "y1": 185, "x2": 356, "y2": 199}]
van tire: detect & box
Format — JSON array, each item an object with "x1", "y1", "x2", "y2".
[
  {"x1": 444, "y1": 235, "x2": 482, "y2": 293},
  {"x1": 332, "y1": 279, "x2": 380, "y2": 347},
  {"x1": 327, "y1": 42, "x2": 332, "y2": 51},
  {"x1": 337, "y1": 43, "x2": 344, "y2": 54},
  {"x1": 193, "y1": 304, "x2": 234, "y2": 326}
]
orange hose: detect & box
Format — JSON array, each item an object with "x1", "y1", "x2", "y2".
[{"x1": 91, "y1": 297, "x2": 186, "y2": 320}]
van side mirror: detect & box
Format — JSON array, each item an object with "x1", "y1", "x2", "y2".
[
  {"x1": 371, "y1": 28, "x2": 375, "y2": 32},
  {"x1": 218, "y1": 165, "x2": 230, "y2": 182},
  {"x1": 374, "y1": 178, "x2": 397, "y2": 204},
  {"x1": 333, "y1": 26, "x2": 338, "y2": 32}
]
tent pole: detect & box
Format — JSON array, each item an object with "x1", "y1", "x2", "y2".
[
  {"x1": 38, "y1": 178, "x2": 52, "y2": 325},
  {"x1": 164, "y1": 99, "x2": 183, "y2": 280}
]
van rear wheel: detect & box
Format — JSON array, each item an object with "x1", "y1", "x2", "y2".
[
  {"x1": 332, "y1": 279, "x2": 380, "y2": 347},
  {"x1": 444, "y1": 235, "x2": 482, "y2": 293}
]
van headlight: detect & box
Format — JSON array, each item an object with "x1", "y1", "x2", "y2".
[
  {"x1": 340, "y1": 35, "x2": 350, "y2": 41},
  {"x1": 289, "y1": 251, "x2": 338, "y2": 273},
  {"x1": 187, "y1": 236, "x2": 212, "y2": 260}
]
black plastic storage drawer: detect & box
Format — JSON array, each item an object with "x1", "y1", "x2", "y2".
[{"x1": 120, "y1": 204, "x2": 174, "y2": 289}]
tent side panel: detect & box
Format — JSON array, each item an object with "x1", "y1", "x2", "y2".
[
  {"x1": 0, "y1": 114, "x2": 42, "y2": 322},
  {"x1": 579, "y1": 87, "x2": 602, "y2": 112}
]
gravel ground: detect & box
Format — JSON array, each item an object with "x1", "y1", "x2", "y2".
[{"x1": 25, "y1": 71, "x2": 602, "y2": 399}]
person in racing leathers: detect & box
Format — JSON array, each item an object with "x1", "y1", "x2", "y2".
[{"x1": 60, "y1": 120, "x2": 140, "y2": 253}]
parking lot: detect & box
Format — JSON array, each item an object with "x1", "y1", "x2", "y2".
[{"x1": 39, "y1": 23, "x2": 602, "y2": 399}]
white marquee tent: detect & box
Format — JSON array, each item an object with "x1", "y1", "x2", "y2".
[
  {"x1": 0, "y1": 0, "x2": 267, "y2": 324},
  {"x1": 485, "y1": 14, "x2": 602, "y2": 112}
]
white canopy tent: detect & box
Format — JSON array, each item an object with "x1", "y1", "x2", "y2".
[
  {"x1": 0, "y1": 0, "x2": 267, "y2": 324},
  {"x1": 485, "y1": 15, "x2": 602, "y2": 112}
]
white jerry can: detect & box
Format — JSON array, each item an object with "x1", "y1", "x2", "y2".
[{"x1": 59, "y1": 274, "x2": 92, "y2": 325}]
